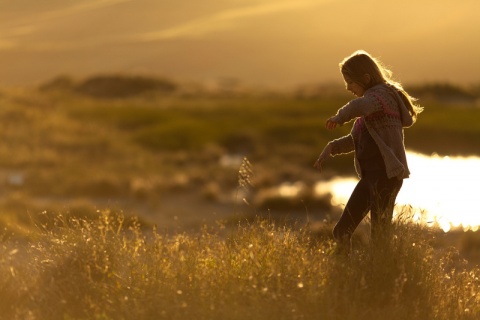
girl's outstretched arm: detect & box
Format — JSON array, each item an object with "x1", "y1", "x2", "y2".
[{"x1": 333, "y1": 95, "x2": 383, "y2": 125}]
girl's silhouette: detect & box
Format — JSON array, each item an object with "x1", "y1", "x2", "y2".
[{"x1": 314, "y1": 50, "x2": 422, "y2": 253}]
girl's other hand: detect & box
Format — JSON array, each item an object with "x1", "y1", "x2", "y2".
[
  {"x1": 326, "y1": 117, "x2": 339, "y2": 130},
  {"x1": 313, "y1": 159, "x2": 323, "y2": 172},
  {"x1": 313, "y1": 144, "x2": 332, "y2": 172}
]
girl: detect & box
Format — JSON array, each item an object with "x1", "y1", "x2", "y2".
[{"x1": 313, "y1": 50, "x2": 422, "y2": 252}]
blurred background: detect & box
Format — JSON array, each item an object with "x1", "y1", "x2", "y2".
[
  {"x1": 0, "y1": 0, "x2": 479, "y2": 248},
  {"x1": 1, "y1": 0, "x2": 480, "y2": 87}
]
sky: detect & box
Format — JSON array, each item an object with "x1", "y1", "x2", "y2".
[{"x1": 0, "y1": 0, "x2": 479, "y2": 88}]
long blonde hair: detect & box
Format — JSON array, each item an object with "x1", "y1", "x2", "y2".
[{"x1": 340, "y1": 50, "x2": 423, "y2": 120}]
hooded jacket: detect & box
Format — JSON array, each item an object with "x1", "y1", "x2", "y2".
[{"x1": 328, "y1": 83, "x2": 414, "y2": 180}]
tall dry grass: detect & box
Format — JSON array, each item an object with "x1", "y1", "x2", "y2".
[{"x1": 0, "y1": 209, "x2": 478, "y2": 320}]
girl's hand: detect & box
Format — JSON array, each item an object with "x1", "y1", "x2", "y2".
[
  {"x1": 326, "y1": 117, "x2": 339, "y2": 130},
  {"x1": 313, "y1": 144, "x2": 332, "y2": 172}
]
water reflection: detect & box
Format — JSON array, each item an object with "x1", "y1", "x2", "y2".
[{"x1": 315, "y1": 151, "x2": 480, "y2": 232}]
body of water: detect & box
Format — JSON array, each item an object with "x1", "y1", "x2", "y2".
[{"x1": 315, "y1": 151, "x2": 480, "y2": 232}]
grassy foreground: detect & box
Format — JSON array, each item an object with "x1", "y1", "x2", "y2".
[{"x1": 1, "y1": 211, "x2": 478, "y2": 320}]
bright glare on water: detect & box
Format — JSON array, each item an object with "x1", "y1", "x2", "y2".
[{"x1": 315, "y1": 151, "x2": 480, "y2": 233}]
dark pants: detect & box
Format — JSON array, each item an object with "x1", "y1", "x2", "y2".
[{"x1": 333, "y1": 171, "x2": 403, "y2": 249}]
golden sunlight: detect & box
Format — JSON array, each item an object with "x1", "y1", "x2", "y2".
[
  {"x1": 315, "y1": 152, "x2": 480, "y2": 233},
  {"x1": 1, "y1": 0, "x2": 479, "y2": 86}
]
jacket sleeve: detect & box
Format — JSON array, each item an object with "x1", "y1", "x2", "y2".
[
  {"x1": 332, "y1": 95, "x2": 383, "y2": 125},
  {"x1": 329, "y1": 134, "x2": 355, "y2": 156}
]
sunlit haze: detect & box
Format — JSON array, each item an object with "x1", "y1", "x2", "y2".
[{"x1": 1, "y1": 0, "x2": 479, "y2": 87}]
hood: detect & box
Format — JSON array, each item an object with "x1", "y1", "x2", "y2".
[{"x1": 370, "y1": 84, "x2": 414, "y2": 128}]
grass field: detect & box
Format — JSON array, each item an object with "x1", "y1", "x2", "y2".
[
  {"x1": 0, "y1": 210, "x2": 478, "y2": 319},
  {"x1": 1, "y1": 82, "x2": 480, "y2": 219},
  {"x1": 0, "y1": 78, "x2": 479, "y2": 318},
  {"x1": 1, "y1": 83, "x2": 480, "y2": 199}
]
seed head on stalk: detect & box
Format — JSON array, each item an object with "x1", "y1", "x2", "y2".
[{"x1": 238, "y1": 157, "x2": 254, "y2": 190}]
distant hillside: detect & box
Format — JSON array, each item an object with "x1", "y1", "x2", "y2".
[
  {"x1": 39, "y1": 74, "x2": 177, "y2": 98},
  {"x1": 38, "y1": 73, "x2": 480, "y2": 104},
  {"x1": 406, "y1": 83, "x2": 479, "y2": 104}
]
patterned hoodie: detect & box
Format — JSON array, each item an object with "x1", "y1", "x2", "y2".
[{"x1": 328, "y1": 83, "x2": 414, "y2": 180}]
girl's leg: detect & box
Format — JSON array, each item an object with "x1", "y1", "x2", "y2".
[
  {"x1": 370, "y1": 178, "x2": 403, "y2": 243},
  {"x1": 332, "y1": 178, "x2": 372, "y2": 251}
]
